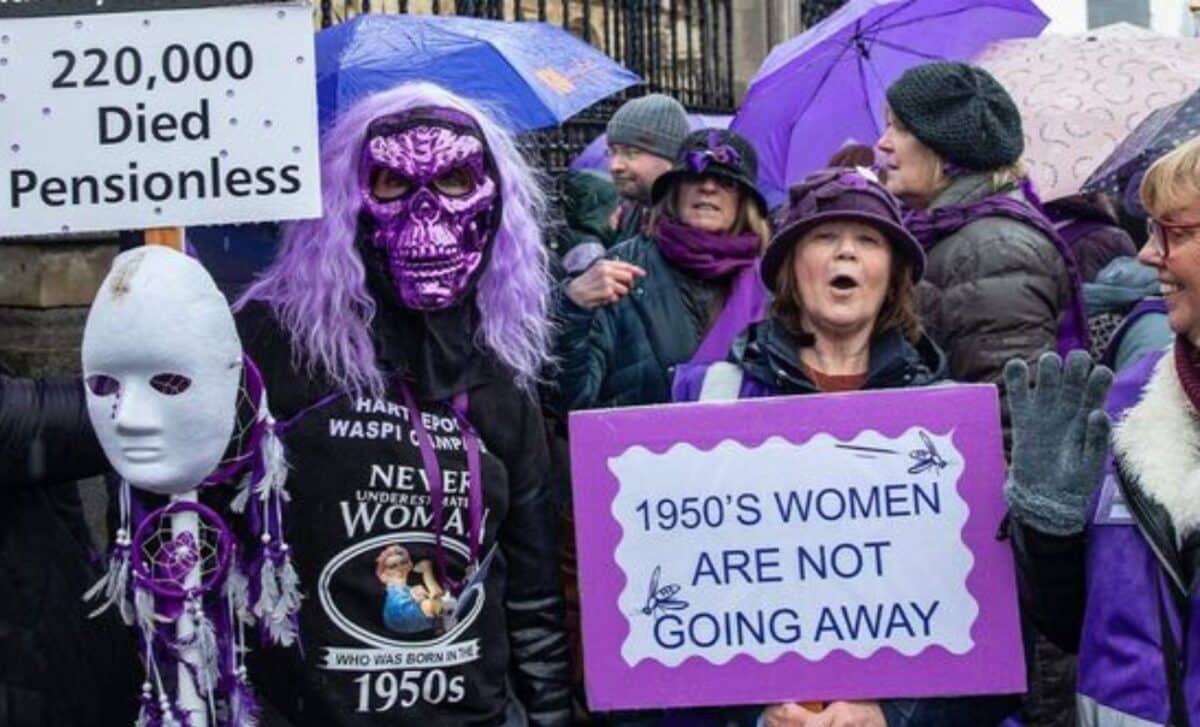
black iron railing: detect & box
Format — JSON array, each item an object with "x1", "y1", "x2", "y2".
[{"x1": 316, "y1": 1, "x2": 735, "y2": 176}]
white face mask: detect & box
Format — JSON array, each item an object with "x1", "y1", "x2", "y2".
[{"x1": 82, "y1": 246, "x2": 242, "y2": 495}]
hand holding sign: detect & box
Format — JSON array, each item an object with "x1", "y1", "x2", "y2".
[
  {"x1": 1003, "y1": 351, "x2": 1114, "y2": 536},
  {"x1": 763, "y1": 701, "x2": 885, "y2": 727}
]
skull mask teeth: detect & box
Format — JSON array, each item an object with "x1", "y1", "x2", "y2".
[{"x1": 360, "y1": 119, "x2": 499, "y2": 310}]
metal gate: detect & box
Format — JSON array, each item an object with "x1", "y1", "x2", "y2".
[{"x1": 317, "y1": 1, "x2": 735, "y2": 175}]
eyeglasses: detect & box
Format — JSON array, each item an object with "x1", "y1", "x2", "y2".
[{"x1": 1146, "y1": 217, "x2": 1200, "y2": 258}]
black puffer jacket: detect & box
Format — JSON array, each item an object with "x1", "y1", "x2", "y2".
[
  {"x1": 552, "y1": 234, "x2": 724, "y2": 413},
  {"x1": 0, "y1": 376, "x2": 138, "y2": 726}
]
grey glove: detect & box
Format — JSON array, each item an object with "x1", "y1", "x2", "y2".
[{"x1": 1004, "y1": 350, "x2": 1114, "y2": 536}]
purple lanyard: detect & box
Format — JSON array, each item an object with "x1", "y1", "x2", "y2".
[{"x1": 397, "y1": 381, "x2": 483, "y2": 590}]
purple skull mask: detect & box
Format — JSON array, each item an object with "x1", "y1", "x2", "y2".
[{"x1": 360, "y1": 108, "x2": 499, "y2": 310}]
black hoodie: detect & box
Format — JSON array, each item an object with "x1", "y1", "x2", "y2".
[{"x1": 234, "y1": 300, "x2": 570, "y2": 727}]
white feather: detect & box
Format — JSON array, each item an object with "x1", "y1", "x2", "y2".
[
  {"x1": 1113, "y1": 353, "x2": 1200, "y2": 538},
  {"x1": 224, "y1": 565, "x2": 255, "y2": 626},
  {"x1": 252, "y1": 558, "x2": 278, "y2": 626},
  {"x1": 83, "y1": 547, "x2": 133, "y2": 624},
  {"x1": 134, "y1": 587, "x2": 160, "y2": 634}
]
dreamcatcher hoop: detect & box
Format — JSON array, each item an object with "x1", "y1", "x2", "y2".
[{"x1": 131, "y1": 499, "x2": 234, "y2": 599}]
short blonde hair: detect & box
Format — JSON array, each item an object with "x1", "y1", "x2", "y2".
[{"x1": 1140, "y1": 135, "x2": 1200, "y2": 218}]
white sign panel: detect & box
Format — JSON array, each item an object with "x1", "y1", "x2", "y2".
[
  {"x1": 610, "y1": 429, "x2": 977, "y2": 667},
  {"x1": 0, "y1": 2, "x2": 321, "y2": 235}
]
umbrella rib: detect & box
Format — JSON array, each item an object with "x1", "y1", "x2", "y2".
[
  {"x1": 750, "y1": 41, "x2": 858, "y2": 96},
  {"x1": 857, "y1": 0, "x2": 919, "y2": 37},
  {"x1": 870, "y1": 5, "x2": 1022, "y2": 34},
  {"x1": 855, "y1": 51, "x2": 882, "y2": 140},
  {"x1": 794, "y1": 39, "x2": 860, "y2": 126},
  {"x1": 871, "y1": 37, "x2": 945, "y2": 60},
  {"x1": 863, "y1": 51, "x2": 894, "y2": 132}
]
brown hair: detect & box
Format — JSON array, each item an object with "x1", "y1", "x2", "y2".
[{"x1": 770, "y1": 228, "x2": 922, "y2": 344}]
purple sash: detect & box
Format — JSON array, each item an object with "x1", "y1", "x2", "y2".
[{"x1": 688, "y1": 262, "x2": 768, "y2": 365}]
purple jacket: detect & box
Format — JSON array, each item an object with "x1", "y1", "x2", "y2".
[{"x1": 1072, "y1": 347, "x2": 1200, "y2": 726}]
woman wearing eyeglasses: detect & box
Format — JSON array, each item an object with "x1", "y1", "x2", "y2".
[{"x1": 1008, "y1": 134, "x2": 1200, "y2": 726}]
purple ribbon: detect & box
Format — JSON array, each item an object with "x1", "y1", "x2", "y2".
[
  {"x1": 685, "y1": 129, "x2": 743, "y2": 175},
  {"x1": 689, "y1": 263, "x2": 769, "y2": 366},
  {"x1": 397, "y1": 381, "x2": 483, "y2": 592}
]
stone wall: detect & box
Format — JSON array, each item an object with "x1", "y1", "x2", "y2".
[{"x1": 0, "y1": 239, "x2": 118, "y2": 376}]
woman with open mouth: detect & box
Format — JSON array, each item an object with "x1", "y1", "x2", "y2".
[{"x1": 676, "y1": 168, "x2": 1022, "y2": 726}]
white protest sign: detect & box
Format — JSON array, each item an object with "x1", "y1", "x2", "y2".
[
  {"x1": 612, "y1": 429, "x2": 975, "y2": 666},
  {"x1": 0, "y1": 2, "x2": 321, "y2": 235}
]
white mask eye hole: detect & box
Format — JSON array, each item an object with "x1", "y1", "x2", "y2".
[
  {"x1": 86, "y1": 374, "x2": 120, "y2": 397},
  {"x1": 149, "y1": 373, "x2": 192, "y2": 396}
]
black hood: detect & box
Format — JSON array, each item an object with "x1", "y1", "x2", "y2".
[
  {"x1": 733, "y1": 317, "x2": 947, "y2": 394},
  {"x1": 355, "y1": 232, "x2": 501, "y2": 401}
]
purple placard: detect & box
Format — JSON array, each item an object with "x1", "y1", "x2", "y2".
[{"x1": 569, "y1": 384, "x2": 1025, "y2": 711}]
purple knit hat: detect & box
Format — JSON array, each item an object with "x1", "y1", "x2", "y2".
[{"x1": 761, "y1": 167, "x2": 925, "y2": 290}]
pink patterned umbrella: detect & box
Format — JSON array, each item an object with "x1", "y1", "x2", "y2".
[{"x1": 976, "y1": 23, "x2": 1200, "y2": 201}]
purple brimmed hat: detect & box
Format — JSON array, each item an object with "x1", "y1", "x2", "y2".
[{"x1": 761, "y1": 167, "x2": 925, "y2": 290}]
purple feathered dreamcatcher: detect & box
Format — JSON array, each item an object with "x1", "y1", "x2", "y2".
[{"x1": 84, "y1": 356, "x2": 299, "y2": 727}]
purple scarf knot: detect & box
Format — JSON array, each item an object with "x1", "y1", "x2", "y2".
[
  {"x1": 685, "y1": 129, "x2": 743, "y2": 175},
  {"x1": 654, "y1": 217, "x2": 760, "y2": 280}
]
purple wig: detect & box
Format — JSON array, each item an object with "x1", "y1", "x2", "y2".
[{"x1": 237, "y1": 82, "x2": 551, "y2": 395}]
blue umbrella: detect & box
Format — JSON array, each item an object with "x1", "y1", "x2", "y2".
[
  {"x1": 733, "y1": 0, "x2": 1048, "y2": 206},
  {"x1": 316, "y1": 14, "x2": 642, "y2": 134}
]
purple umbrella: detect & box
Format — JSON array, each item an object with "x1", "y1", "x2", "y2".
[
  {"x1": 570, "y1": 113, "x2": 733, "y2": 173},
  {"x1": 733, "y1": 0, "x2": 1048, "y2": 206}
]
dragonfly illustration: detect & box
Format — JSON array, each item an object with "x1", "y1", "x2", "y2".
[
  {"x1": 640, "y1": 565, "x2": 688, "y2": 617},
  {"x1": 907, "y1": 430, "x2": 948, "y2": 475}
]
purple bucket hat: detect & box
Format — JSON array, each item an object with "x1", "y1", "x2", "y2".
[{"x1": 761, "y1": 167, "x2": 925, "y2": 291}]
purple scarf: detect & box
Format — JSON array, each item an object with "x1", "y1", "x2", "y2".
[
  {"x1": 904, "y1": 178, "x2": 1090, "y2": 356},
  {"x1": 654, "y1": 217, "x2": 760, "y2": 280},
  {"x1": 653, "y1": 218, "x2": 768, "y2": 365}
]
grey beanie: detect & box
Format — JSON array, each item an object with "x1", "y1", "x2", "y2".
[{"x1": 606, "y1": 94, "x2": 690, "y2": 160}]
